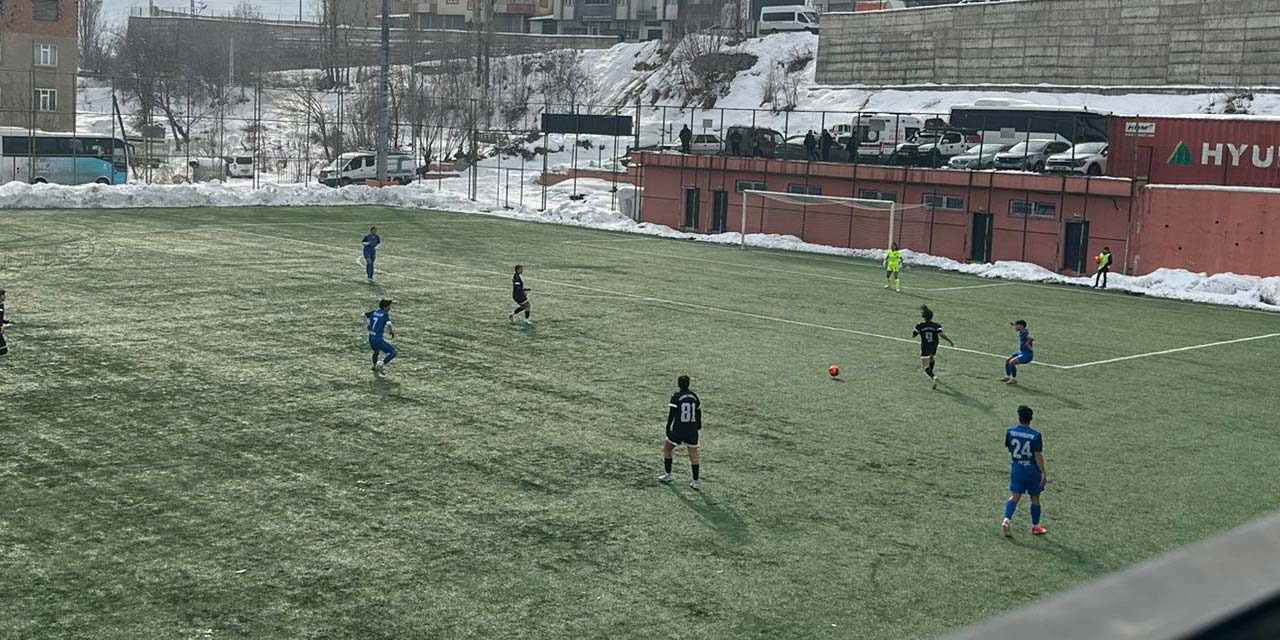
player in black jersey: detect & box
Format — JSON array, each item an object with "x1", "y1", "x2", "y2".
[
  {"x1": 0, "y1": 289, "x2": 10, "y2": 356},
  {"x1": 508, "y1": 265, "x2": 531, "y2": 323},
  {"x1": 658, "y1": 375, "x2": 703, "y2": 490},
  {"x1": 913, "y1": 305, "x2": 954, "y2": 388}
]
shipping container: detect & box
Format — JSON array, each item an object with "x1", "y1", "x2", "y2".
[{"x1": 1108, "y1": 115, "x2": 1280, "y2": 187}]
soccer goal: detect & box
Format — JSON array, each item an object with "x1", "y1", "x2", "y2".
[{"x1": 739, "y1": 189, "x2": 932, "y2": 253}]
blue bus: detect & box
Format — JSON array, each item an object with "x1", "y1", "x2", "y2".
[{"x1": 0, "y1": 128, "x2": 129, "y2": 185}]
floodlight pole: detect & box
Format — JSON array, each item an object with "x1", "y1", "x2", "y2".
[{"x1": 376, "y1": 0, "x2": 391, "y2": 182}]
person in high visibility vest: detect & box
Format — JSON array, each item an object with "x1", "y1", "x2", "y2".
[{"x1": 1093, "y1": 247, "x2": 1113, "y2": 289}]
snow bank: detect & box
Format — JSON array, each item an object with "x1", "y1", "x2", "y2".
[{"x1": 4, "y1": 179, "x2": 1277, "y2": 313}]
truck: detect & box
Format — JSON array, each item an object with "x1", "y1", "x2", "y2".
[{"x1": 1107, "y1": 115, "x2": 1280, "y2": 187}]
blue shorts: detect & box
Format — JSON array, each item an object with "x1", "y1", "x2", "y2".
[
  {"x1": 363, "y1": 251, "x2": 376, "y2": 263},
  {"x1": 1010, "y1": 351, "x2": 1033, "y2": 365},
  {"x1": 369, "y1": 335, "x2": 395, "y2": 355},
  {"x1": 1009, "y1": 468, "x2": 1042, "y2": 496}
]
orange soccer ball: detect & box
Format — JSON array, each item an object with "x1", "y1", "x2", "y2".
[
  {"x1": 828, "y1": 365, "x2": 840, "y2": 377},
  {"x1": 1095, "y1": 254, "x2": 1103, "y2": 264}
]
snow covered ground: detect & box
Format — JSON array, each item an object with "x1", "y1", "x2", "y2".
[{"x1": 4, "y1": 177, "x2": 1277, "y2": 313}]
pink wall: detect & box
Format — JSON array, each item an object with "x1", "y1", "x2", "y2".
[
  {"x1": 634, "y1": 152, "x2": 1134, "y2": 275},
  {"x1": 1131, "y1": 186, "x2": 1280, "y2": 277}
]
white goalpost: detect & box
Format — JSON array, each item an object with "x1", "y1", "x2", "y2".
[{"x1": 740, "y1": 189, "x2": 929, "y2": 252}]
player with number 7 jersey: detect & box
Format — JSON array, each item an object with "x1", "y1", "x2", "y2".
[
  {"x1": 658, "y1": 375, "x2": 703, "y2": 490},
  {"x1": 1002, "y1": 405, "x2": 1047, "y2": 537}
]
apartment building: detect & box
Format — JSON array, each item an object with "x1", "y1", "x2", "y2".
[
  {"x1": 0, "y1": 0, "x2": 79, "y2": 131},
  {"x1": 536, "y1": 0, "x2": 724, "y2": 39}
]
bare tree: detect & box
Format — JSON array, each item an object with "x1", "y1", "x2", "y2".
[
  {"x1": 230, "y1": 0, "x2": 263, "y2": 20},
  {"x1": 279, "y1": 86, "x2": 339, "y2": 161},
  {"x1": 79, "y1": 0, "x2": 108, "y2": 73}
]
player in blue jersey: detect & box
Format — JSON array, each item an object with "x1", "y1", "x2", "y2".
[
  {"x1": 1000, "y1": 319, "x2": 1034, "y2": 385},
  {"x1": 364, "y1": 298, "x2": 396, "y2": 374},
  {"x1": 361, "y1": 226, "x2": 381, "y2": 282},
  {"x1": 1002, "y1": 405, "x2": 1048, "y2": 537}
]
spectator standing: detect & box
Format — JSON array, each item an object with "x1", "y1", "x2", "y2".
[{"x1": 1093, "y1": 247, "x2": 1113, "y2": 289}]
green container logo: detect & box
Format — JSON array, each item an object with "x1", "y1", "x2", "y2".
[{"x1": 1167, "y1": 141, "x2": 1193, "y2": 166}]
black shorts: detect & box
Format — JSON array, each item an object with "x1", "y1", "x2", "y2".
[
  {"x1": 921, "y1": 343, "x2": 938, "y2": 358},
  {"x1": 513, "y1": 294, "x2": 527, "y2": 305},
  {"x1": 666, "y1": 425, "x2": 699, "y2": 447}
]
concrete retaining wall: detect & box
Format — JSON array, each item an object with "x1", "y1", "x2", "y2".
[
  {"x1": 125, "y1": 15, "x2": 618, "y2": 75},
  {"x1": 816, "y1": 0, "x2": 1280, "y2": 88}
]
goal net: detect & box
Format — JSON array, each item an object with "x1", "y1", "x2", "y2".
[{"x1": 740, "y1": 190, "x2": 933, "y2": 254}]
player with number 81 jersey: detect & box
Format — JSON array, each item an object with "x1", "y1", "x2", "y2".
[{"x1": 658, "y1": 375, "x2": 703, "y2": 490}]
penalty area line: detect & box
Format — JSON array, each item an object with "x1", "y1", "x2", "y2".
[
  {"x1": 232, "y1": 227, "x2": 1053, "y2": 368},
  {"x1": 1058, "y1": 333, "x2": 1280, "y2": 369}
]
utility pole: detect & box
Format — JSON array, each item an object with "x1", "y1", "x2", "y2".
[{"x1": 375, "y1": 0, "x2": 390, "y2": 181}]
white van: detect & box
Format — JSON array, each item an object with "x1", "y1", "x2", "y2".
[
  {"x1": 758, "y1": 5, "x2": 819, "y2": 35},
  {"x1": 226, "y1": 155, "x2": 254, "y2": 178},
  {"x1": 318, "y1": 150, "x2": 417, "y2": 187}
]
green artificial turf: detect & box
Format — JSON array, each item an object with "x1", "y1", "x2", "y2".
[{"x1": 2, "y1": 206, "x2": 1278, "y2": 639}]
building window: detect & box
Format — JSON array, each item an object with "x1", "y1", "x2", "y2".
[
  {"x1": 858, "y1": 189, "x2": 896, "y2": 202},
  {"x1": 923, "y1": 193, "x2": 964, "y2": 210},
  {"x1": 34, "y1": 88, "x2": 57, "y2": 112},
  {"x1": 1009, "y1": 199, "x2": 1057, "y2": 219},
  {"x1": 584, "y1": 0, "x2": 609, "y2": 5},
  {"x1": 34, "y1": 43, "x2": 59, "y2": 67},
  {"x1": 33, "y1": 0, "x2": 61, "y2": 21},
  {"x1": 735, "y1": 179, "x2": 766, "y2": 193},
  {"x1": 787, "y1": 183, "x2": 821, "y2": 195}
]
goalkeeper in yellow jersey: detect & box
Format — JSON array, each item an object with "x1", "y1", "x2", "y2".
[{"x1": 883, "y1": 243, "x2": 902, "y2": 292}]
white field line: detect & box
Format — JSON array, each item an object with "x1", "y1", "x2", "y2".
[
  {"x1": 230, "y1": 227, "x2": 1056, "y2": 368},
  {"x1": 53, "y1": 221, "x2": 1273, "y2": 370},
  {"x1": 563, "y1": 240, "x2": 1003, "y2": 292},
  {"x1": 925, "y1": 283, "x2": 1019, "y2": 292},
  {"x1": 1058, "y1": 333, "x2": 1280, "y2": 369}
]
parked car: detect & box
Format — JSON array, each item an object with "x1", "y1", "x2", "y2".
[
  {"x1": 318, "y1": 150, "x2": 417, "y2": 187},
  {"x1": 758, "y1": 5, "x2": 819, "y2": 35},
  {"x1": 774, "y1": 134, "x2": 849, "y2": 162},
  {"x1": 226, "y1": 155, "x2": 254, "y2": 178},
  {"x1": 948, "y1": 143, "x2": 1014, "y2": 170},
  {"x1": 893, "y1": 129, "x2": 976, "y2": 166},
  {"x1": 661, "y1": 133, "x2": 722, "y2": 155},
  {"x1": 724, "y1": 125, "x2": 784, "y2": 158},
  {"x1": 1045, "y1": 142, "x2": 1108, "y2": 176},
  {"x1": 993, "y1": 139, "x2": 1073, "y2": 172}
]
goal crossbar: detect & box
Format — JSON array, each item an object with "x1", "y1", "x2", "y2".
[{"x1": 740, "y1": 189, "x2": 910, "y2": 250}]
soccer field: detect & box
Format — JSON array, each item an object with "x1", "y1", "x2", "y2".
[{"x1": 3, "y1": 205, "x2": 1279, "y2": 639}]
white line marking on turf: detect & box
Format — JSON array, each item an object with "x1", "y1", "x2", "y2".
[
  {"x1": 1058, "y1": 333, "x2": 1280, "y2": 369},
  {"x1": 564, "y1": 241, "x2": 988, "y2": 291},
  {"x1": 230, "y1": 227, "x2": 1057, "y2": 367},
  {"x1": 924, "y1": 282, "x2": 1018, "y2": 292}
]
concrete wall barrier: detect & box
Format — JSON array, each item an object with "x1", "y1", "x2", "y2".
[{"x1": 816, "y1": 0, "x2": 1280, "y2": 88}]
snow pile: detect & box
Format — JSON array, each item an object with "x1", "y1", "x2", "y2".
[{"x1": 4, "y1": 179, "x2": 1277, "y2": 313}]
